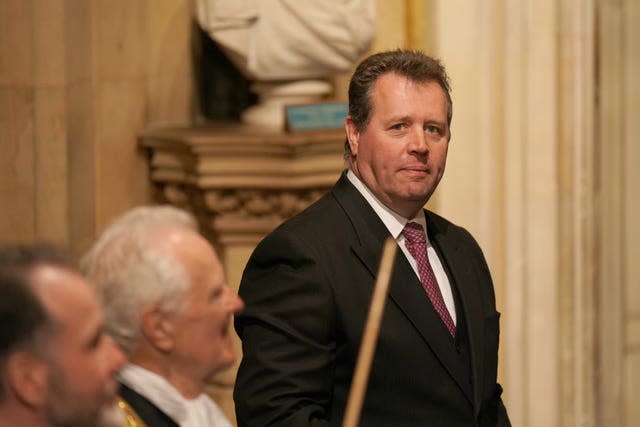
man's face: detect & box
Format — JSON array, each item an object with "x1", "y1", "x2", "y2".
[
  {"x1": 34, "y1": 265, "x2": 126, "y2": 427},
  {"x1": 346, "y1": 72, "x2": 450, "y2": 219},
  {"x1": 168, "y1": 230, "x2": 244, "y2": 394}
]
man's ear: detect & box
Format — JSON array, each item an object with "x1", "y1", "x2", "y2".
[
  {"x1": 6, "y1": 351, "x2": 50, "y2": 408},
  {"x1": 140, "y1": 305, "x2": 175, "y2": 353},
  {"x1": 344, "y1": 116, "x2": 360, "y2": 158}
]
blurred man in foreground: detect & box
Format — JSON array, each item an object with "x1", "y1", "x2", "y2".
[
  {"x1": 82, "y1": 206, "x2": 244, "y2": 427},
  {"x1": 0, "y1": 244, "x2": 126, "y2": 427}
]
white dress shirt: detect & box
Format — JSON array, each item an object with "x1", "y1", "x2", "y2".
[
  {"x1": 118, "y1": 364, "x2": 232, "y2": 427},
  {"x1": 346, "y1": 170, "x2": 457, "y2": 324}
]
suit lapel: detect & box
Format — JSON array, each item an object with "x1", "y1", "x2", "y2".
[
  {"x1": 387, "y1": 249, "x2": 473, "y2": 402},
  {"x1": 331, "y1": 174, "x2": 474, "y2": 405},
  {"x1": 427, "y1": 213, "x2": 485, "y2": 412},
  {"x1": 331, "y1": 173, "x2": 388, "y2": 278}
]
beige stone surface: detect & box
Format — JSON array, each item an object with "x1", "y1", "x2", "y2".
[
  {"x1": 0, "y1": 87, "x2": 35, "y2": 242},
  {"x1": 622, "y1": 1, "x2": 640, "y2": 425},
  {"x1": 94, "y1": 79, "x2": 150, "y2": 231},
  {"x1": 34, "y1": 87, "x2": 68, "y2": 244},
  {"x1": 94, "y1": 0, "x2": 147, "y2": 82},
  {"x1": 33, "y1": 0, "x2": 65, "y2": 87},
  {"x1": 64, "y1": 0, "x2": 92, "y2": 84},
  {"x1": 372, "y1": 0, "x2": 407, "y2": 51},
  {"x1": 0, "y1": 0, "x2": 192, "y2": 254},
  {"x1": 67, "y1": 78, "x2": 97, "y2": 256},
  {"x1": 147, "y1": 0, "x2": 194, "y2": 124},
  {"x1": 0, "y1": 1, "x2": 33, "y2": 86},
  {"x1": 624, "y1": 0, "x2": 640, "y2": 328}
]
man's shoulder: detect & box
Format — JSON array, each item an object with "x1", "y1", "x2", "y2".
[
  {"x1": 257, "y1": 194, "x2": 347, "y2": 253},
  {"x1": 425, "y1": 209, "x2": 479, "y2": 243},
  {"x1": 424, "y1": 209, "x2": 461, "y2": 232},
  {"x1": 270, "y1": 181, "x2": 351, "y2": 233},
  {"x1": 248, "y1": 181, "x2": 363, "y2": 262}
]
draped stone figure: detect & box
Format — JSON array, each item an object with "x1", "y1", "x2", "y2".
[{"x1": 196, "y1": 0, "x2": 375, "y2": 129}]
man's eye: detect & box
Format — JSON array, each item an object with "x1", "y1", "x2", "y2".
[
  {"x1": 210, "y1": 287, "x2": 223, "y2": 301},
  {"x1": 391, "y1": 123, "x2": 405, "y2": 130},
  {"x1": 425, "y1": 125, "x2": 438, "y2": 133},
  {"x1": 88, "y1": 331, "x2": 104, "y2": 350}
]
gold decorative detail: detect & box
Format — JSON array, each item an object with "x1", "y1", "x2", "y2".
[{"x1": 117, "y1": 397, "x2": 148, "y2": 427}]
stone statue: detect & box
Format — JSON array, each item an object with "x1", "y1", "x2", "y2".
[{"x1": 196, "y1": 0, "x2": 376, "y2": 129}]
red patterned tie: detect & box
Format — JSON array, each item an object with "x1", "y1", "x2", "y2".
[{"x1": 402, "y1": 222, "x2": 456, "y2": 338}]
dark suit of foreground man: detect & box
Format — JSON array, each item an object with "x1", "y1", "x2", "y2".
[{"x1": 234, "y1": 49, "x2": 510, "y2": 426}]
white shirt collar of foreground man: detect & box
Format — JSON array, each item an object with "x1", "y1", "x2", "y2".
[
  {"x1": 346, "y1": 169, "x2": 457, "y2": 324},
  {"x1": 118, "y1": 364, "x2": 232, "y2": 427}
]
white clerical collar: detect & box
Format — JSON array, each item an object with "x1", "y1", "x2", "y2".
[
  {"x1": 118, "y1": 363, "x2": 231, "y2": 427},
  {"x1": 346, "y1": 169, "x2": 428, "y2": 240}
]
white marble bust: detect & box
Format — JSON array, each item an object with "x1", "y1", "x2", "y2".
[{"x1": 196, "y1": 0, "x2": 375, "y2": 129}]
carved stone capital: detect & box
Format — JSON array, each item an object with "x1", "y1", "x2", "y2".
[{"x1": 139, "y1": 124, "x2": 345, "y2": 244}]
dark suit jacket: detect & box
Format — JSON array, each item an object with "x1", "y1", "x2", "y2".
[{"x1": 234, "y1": 172, "x2": 510, "y2": 427}]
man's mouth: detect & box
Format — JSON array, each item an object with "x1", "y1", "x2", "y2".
[{"x1": 402, "y1": 166, "x2": 429, "y2": 174}]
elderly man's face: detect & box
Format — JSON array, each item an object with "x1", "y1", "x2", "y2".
[
  {"x1": 168, "y1": 230, "x2": 245, "y2": 395},
  {"x1": 346, "y1": 73, "x2": 450, "y2": 219},
  {"x1": 34, "y1": 265, "x2": 126, "y2": 427}
]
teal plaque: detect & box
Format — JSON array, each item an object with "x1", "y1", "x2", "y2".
[{"x1": 285, "y1": 103, "x2": 348, "y2": 132}]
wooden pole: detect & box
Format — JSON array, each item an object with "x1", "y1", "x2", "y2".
[{"x1": 342, "y1": 237, "x2": 397, "y2": 427}]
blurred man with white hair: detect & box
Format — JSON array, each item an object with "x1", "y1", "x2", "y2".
[{"x1": 82, "y1": 206, "x2": 244, "y2": 427}]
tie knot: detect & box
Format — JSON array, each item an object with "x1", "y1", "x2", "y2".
[{"x1": 402, "y1": 222, "x2": 426, "y2": 245}]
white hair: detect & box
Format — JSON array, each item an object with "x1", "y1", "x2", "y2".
[{"x1": 81, "y1": 205, "x2": 199, "y2": 355}]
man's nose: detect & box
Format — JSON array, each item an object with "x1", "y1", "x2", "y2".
[
  {"x1": 408, "y1": 126, "x2": 429, "y2": 153},
  {"x1": 224, "y1": 287, "x2": 245, "y2": 313},
  {"x1": 107, "y1": 335, "x2": 127, "y2": 373}
]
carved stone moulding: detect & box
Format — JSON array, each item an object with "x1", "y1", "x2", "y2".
[{"x1": 139, "y1": 124, "x2": 345, "y2": 244}]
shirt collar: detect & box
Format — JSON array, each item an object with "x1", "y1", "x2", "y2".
[
  {"x1": 346, "y1": 169, "x2": 428, "y2": 240},
  {"x1": 119, "y1": 363, "x2": 189, "y2": 422},
  {"x1": 118, "y1": 364, "x2": 232, "y2": 427}
]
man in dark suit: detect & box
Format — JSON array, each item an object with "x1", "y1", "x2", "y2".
[{"x1": 234, "y1": 49, "x2": 510, "y2": 426}]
